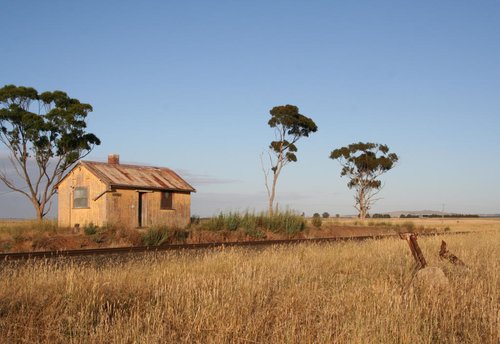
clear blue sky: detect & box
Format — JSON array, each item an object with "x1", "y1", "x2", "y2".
[{"x1": 1, "y1": 0, "x2": 499, "y2": 217}]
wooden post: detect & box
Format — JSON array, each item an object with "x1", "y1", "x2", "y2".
[{"x1": 399, "y1": 233, "x2": 427, "y2": 270}]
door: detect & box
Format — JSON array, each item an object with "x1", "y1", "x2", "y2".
[{"x1": 138, "y1": 192, "x2": 148, "y2": 227}]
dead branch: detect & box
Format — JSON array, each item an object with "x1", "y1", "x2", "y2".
[{"x1": 439, "y1": 241, "x2": 466, "y2": 267}]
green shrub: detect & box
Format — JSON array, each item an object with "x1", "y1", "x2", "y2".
[
  {"x1": 225, "y1": 212, "x2": 240, "y2": 231},
  {"x1": 203, "y1": 210, "x2": 305, "y2": 234},
  {"x1": 143, "y1": 227, "x2": 170, "y2": 246},
  {"x1": 84, "y1": 223, "x2": 98, "y2": 236},
  {"x1": 242, "y1": 212, "x2": 257, "y2": 231},
  {"x1": 282, "y1": 212, "x2": 305, "y2": 234}
]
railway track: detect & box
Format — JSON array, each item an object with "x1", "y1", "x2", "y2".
[{"x1": 0, "y1": 231, "x2": 472, "y2": 261}]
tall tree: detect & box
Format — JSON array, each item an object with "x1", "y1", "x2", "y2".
[
  {"x1": 0, "y1": 85, "x2": 100, "y2": 220},
  {"x1": 329, "y1": 142, "x2": 398, "y2": 219},
  {"x1": 261, "y1": 105, "x2": 317, "y2": 215}
]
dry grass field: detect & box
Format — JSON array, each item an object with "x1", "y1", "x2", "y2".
[
  {"x1": 0, "y1": 230, "x2": 497, "y2": 343},
  {"x1": 326, "y1": 217, "x2": 500, "y2": 233}
]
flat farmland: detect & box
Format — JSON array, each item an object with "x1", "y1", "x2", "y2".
[
  {"x1": 0, "y1": 230, "x2": 497, "y2": 343},
  {"x1": 324, "y1": 217, "x2": 500, "y2": 232}
]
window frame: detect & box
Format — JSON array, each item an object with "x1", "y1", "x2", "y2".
[
  {"x1": 73, "y1": 187, "x2": 89, "y2": 209},
  {"x1": 160, "y1": 191, "x2": 173, "y2": 210}
]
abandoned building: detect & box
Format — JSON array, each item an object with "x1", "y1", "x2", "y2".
[{"x1": 56, "y1": 154, "x2": 196, "y2": 228}]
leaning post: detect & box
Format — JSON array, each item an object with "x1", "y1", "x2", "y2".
[{"x1": 399, "y1": 233, "x2": 427, "y2": 270}]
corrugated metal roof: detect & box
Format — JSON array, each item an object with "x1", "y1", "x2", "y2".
[{"x1": 80, "y1": 161, "x2": 196, "y2": 192}]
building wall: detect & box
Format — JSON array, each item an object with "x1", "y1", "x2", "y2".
[
  {"x1": 105, "y1": 189, "x2": 137, "y2": 227},
  {"x1": 106, "y1": 189, "x2": 191, "y2": 228},
  {"x1": 57, "y1": 165, "x2": 108, "y2": 227}
]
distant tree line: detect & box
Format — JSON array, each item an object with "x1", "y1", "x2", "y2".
[
  {"x1": 424, "y1": 214, "x2": 479, "y2": 218},
  {"x1": 372, "y1": 213, "x2": 391, "y2": 218}
]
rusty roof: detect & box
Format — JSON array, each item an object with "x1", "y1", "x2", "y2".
[{"x1": 78, "y1": 161, "x2": 196, "y2": 192}]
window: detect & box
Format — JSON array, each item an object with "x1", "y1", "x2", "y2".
[
  {"x1": 160, "y1": 192, "x2": 173, "y2": 210},
  {"x1": 73, "y1": 187, "x2": 88, "y2": 208}
]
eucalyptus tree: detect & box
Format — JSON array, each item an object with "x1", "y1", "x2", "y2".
[
  {"x1": 0, "y1": 84, "x2": 100, "y2": 219},
  {"x1": 330, "y1": 142, "x2": 398, "y2": 219},
  {"x1": 261, "y1": 104, "x2": 317, "y2": 215}
]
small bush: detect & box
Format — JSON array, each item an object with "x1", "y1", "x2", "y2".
[
  {"x1": 266, "y1": 210, "x2": 305, "y2": 234},
  {"x1": 322, "y1": 212, "x2": 330, "y2": 219},
  {"x1": 312, "y1": 216, "x2": 322, "y2": 228},
  {"x1": 242, "y1": 212, "x2": 257, "y2": 231},
  {"x1": 283, "y1": 214, "x2": 305, "y2": 234},
  {"x1": 84, "y1": 223, "x2": 98, "y2": 236},
  {"x1": 143, "y1": 227, "x2": 169, "y2": 246},
  {"x1": 225, "y1": 212, "x2": 240, "y2": 231}
]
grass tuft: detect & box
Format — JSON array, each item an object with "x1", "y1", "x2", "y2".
[
  {"x1": 202, "y1": 210, "x2": 305, "y2": 234},
  {"x1": 142, "y1": 226, "x2": 170, "y2": 246}
]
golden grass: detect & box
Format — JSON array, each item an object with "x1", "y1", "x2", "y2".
[
  {"x1": 0, "y1": 231, "x2": 497, "y2": 343},
  {"x1": 325, "y1": 217, "x2": 500, "y2": 232},
  {"x1": 0, "y1": 219, "x2": 59, "y2": 235}
]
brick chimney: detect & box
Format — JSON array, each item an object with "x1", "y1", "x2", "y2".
[{"x1": 108, "y1": 154, "x2": 120, "y2": 164}]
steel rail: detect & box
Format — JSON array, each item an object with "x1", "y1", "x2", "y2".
[{"x1": 0, "y1": 231, "x2": 473, "y2": 261}]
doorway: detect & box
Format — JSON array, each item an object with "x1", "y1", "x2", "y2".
[{"x1": 137, "y1": 192, "x2": 148, "y2": 227}]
